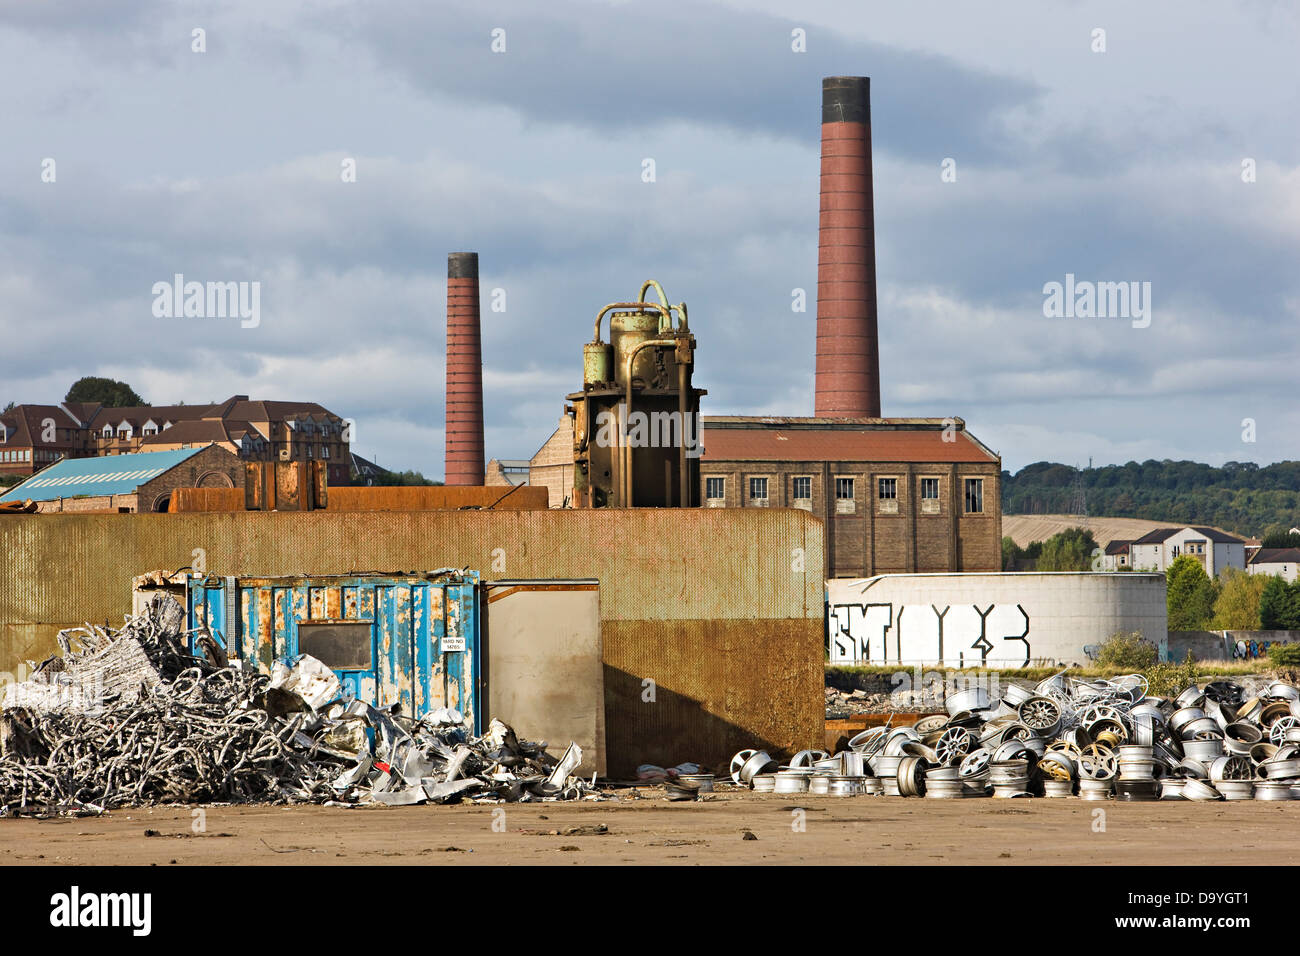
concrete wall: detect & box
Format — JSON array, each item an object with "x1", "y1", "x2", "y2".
[
  {"x1": 0, "y1": 509, "x2": 823, "y2": 776},
  {"x1": 1168, "y1": 630, "x2": 1300, "y2": 663},
  {"x1": 827, "y1": 572, "x2": 1167, "y2": 668}
]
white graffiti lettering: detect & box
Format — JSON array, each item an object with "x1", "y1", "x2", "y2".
[{"x1": 828, "y1": 602, "x2": 1030, "y2": 666}]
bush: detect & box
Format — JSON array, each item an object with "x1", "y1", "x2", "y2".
[
  {"x1": 1095, "y1": 630, "x2": 1158, "y2": 670},
  {"x1": 1267, "y1": 642, "x2": 1300, "y2": 681},
  {"x1": 1144, "y1": 652, "x2": 1199, "y2": 698}
]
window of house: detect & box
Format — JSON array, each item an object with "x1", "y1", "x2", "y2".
[
  {"x1": 322, "y1": 445, "x2": 330, "y2": 459},
  {"x1": 706, "y1": 477, "x2": 725, "y2": 500},
  {"x1": 749, "y1": 477, "x2": 768, "y2": 502},
  {"x1": 792, "y1": 477, "x2": 811, "y2": 500},
  {"x1": 964, "y1": 478, "x2": 984, "y2": 514}
]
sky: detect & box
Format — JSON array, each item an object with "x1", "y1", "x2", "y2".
[{"x1": 2, "y1": 0, "x2": 1297, "y2": 477}]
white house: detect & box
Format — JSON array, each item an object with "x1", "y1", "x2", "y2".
[
  {"x1": 1127, "y1": 526, "x2": 1245, "y2": 577},
  {"x1": 1099, "y1": 540, "x2": 1133, "y2": 571},
  {"x1": 1247, "y1": 547, "x2": 1300, "y2": 583}
]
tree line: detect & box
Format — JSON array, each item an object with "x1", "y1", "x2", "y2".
[{"x1": 1002, "y1": 459, "x2": 1300, "y2": 535}]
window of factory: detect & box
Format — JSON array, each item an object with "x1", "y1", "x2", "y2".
[
  {"x1": 706, "y1": 477, "x2": 726, "y2": 502},
  {"x1": 835, "y1": 477, "x2": 855, "y2": 515},
  {"x1": 964, "y1": 478, "x2": 984, "y2": 514},
  {"x1": 877, "y1": 476, "x2": 899, "y2": 514},
  {"x1": 920, "y1": 476, "x2": 941, "y2": 514},
  {"x1": 749, "y1": 477, "x2": 769, "y2": 506},
  {"x1": 792, "y1": 476, "x2": 811, "y2": 499}
]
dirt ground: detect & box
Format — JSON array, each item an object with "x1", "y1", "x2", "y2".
[{"x1": 6, "y1": 788, "x2": 1300, "y2": 865}]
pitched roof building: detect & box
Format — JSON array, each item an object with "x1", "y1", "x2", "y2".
[
  {"x1": 1, "y1": 394, "x2": 352, "y2": 485},
  {"x1": 0, "y1": 445, "x2": 242, "y2": 513},
  {"x1": 526, "y1": 413, "x2": 1003, "y2": 579}
]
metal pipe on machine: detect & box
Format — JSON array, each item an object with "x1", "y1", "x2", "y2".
[{"x1": 445, "y1": 252, "x2": 486, "y2": 486}]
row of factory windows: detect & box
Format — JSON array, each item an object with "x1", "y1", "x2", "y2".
[{"x1": 704, "y1": 474, "x2": 986, "y2": 514}]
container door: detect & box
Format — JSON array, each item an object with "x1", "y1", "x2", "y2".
[{"x1": 483, "y1": 579, "x2": 603, "y2": 774}]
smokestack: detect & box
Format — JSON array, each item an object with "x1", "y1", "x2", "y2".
[
  {"x1": 815, "y1": 76, "x2": 881, "y2": 418},
  {"x1": 445, "y1": 252, "x2": 485, "y2": 486}
]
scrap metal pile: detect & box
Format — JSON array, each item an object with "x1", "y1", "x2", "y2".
[
  {"x1": 734, "y1": 674, "x2": 1300, "y2": 801},
  {"x1": 0, "y1": 596, "x2": 592, "y2": 817}
]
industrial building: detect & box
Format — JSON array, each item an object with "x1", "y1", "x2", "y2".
[
  {"x1": 509, "y1": 77, "x2": 1002, "y2": 579},
  {"x1": 698, "y1": 416, "x2": 1001, "y2": 578},
  {"x1": 0, "y1": 445, "x2": 243, "y2": 513}
]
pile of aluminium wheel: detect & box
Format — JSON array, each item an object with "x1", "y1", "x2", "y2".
[{"x1": 734, "y1": 677, "x2": 1300, "y2": 801}]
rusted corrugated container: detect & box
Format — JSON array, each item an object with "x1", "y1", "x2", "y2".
[{"x1": 186, "y1": 572, "x2": 480, "y2": 731}]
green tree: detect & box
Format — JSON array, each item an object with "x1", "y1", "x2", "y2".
[
  {"x1": 1001, "y1": 536, "x2": 1023, "y2": 570},
  {"x1": 1166, "y1": 555, "x2": 1217, "y2": 630},
  {"x1": 2, "y1": 401, "x2": 14, "y2": 413},
  {"x1": 372, "y1": 469, "x2": 443, "y2": 487},
  {"x1": 1260, "y1": 576, "x2": 1290, "y2": 629},
  {"x1": 1037, "y1": 527, "x2": 1099, "y2": 571},
  {"x1": 1261, "y1": 529, "x2": 1300, "y2": 549},
  {"x1": 65, "y1": 377, "x2": 147, "y2": 407},
  {"x1": 1209, "y1": 568, "x2": 1267, "y2": 630}
]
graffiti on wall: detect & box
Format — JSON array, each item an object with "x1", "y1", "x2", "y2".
[
  {"x1": 828, "y1": 602, "x2": 1031, "y2": 667},
  {"x1": 1231, "y1": 638, "x2": 1274, "y2": 660}
]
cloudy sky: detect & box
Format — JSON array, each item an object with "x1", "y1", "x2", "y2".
[{"x1": 2, "y1": 0, "x2": 1297, "y2": 477}]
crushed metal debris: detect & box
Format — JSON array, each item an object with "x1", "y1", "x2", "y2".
[{"x1": 0, "y1": 596, "x2": 597, "y2": 817}]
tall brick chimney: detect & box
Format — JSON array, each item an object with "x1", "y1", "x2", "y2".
[
  {"x1": 444, "y1": 252, "x2": 485, "y2": 486},
  {"x1": 816, "y1": 76, "x2": 881, "y2": 418}
]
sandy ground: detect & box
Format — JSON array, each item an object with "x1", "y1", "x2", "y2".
[{"x1": 6, "y1": 788, "x2": 1300, "y2": 865}]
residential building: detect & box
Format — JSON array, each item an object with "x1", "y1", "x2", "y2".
[
  {"x1": 1100, "y1": 540, "x2": 1133, "y2": 571},
  {"x1": 1128, "y1": 526, "x2": 1245, "y2": 576},
  {"x1": 1247, "y1": 547, "x2": 1300, "y2": 583},
  {"x1": 0, "y1": 404, "x2": 89, "y2": 477},
  {"x1": 0, "y1": 395, "x2": 352, "y2": 485},
  {"x1": 0, "y1": 445, "x2": 243, "y2": 513}
]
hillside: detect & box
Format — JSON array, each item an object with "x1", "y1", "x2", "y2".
[
  {"x1": 1001, "y1": 460, "x2": 1300, "y2": 536},
  {"x1": 1001, "y1": 514, "x2": 1243, "y2": 550}
]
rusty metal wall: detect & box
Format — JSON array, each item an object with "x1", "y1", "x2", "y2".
[
  {"x1": 169, "y1": 487, "x2": 244, "y2": 512},
  {"x1": 326, "y1": 485, "x2": 548, "y2": 511},
  {"x1": 0, "y1": 509, "x2": 823, "y2": 775}
]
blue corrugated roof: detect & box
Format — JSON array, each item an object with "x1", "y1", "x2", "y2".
[{"x1": 0, "y1": 447, "x2": 206, "y2": 503}]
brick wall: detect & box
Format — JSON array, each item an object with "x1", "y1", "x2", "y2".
[
  {"x1": 700, "y1": 459, "x2": 1001, "y2": 578},
  {"x1": 136, "y1": 444, "x2": 242, "y2": 513}
]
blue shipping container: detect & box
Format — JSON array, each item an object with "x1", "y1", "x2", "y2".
[{"x1": 186, "y1": 571, "x2": 480, "y2": 732}]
